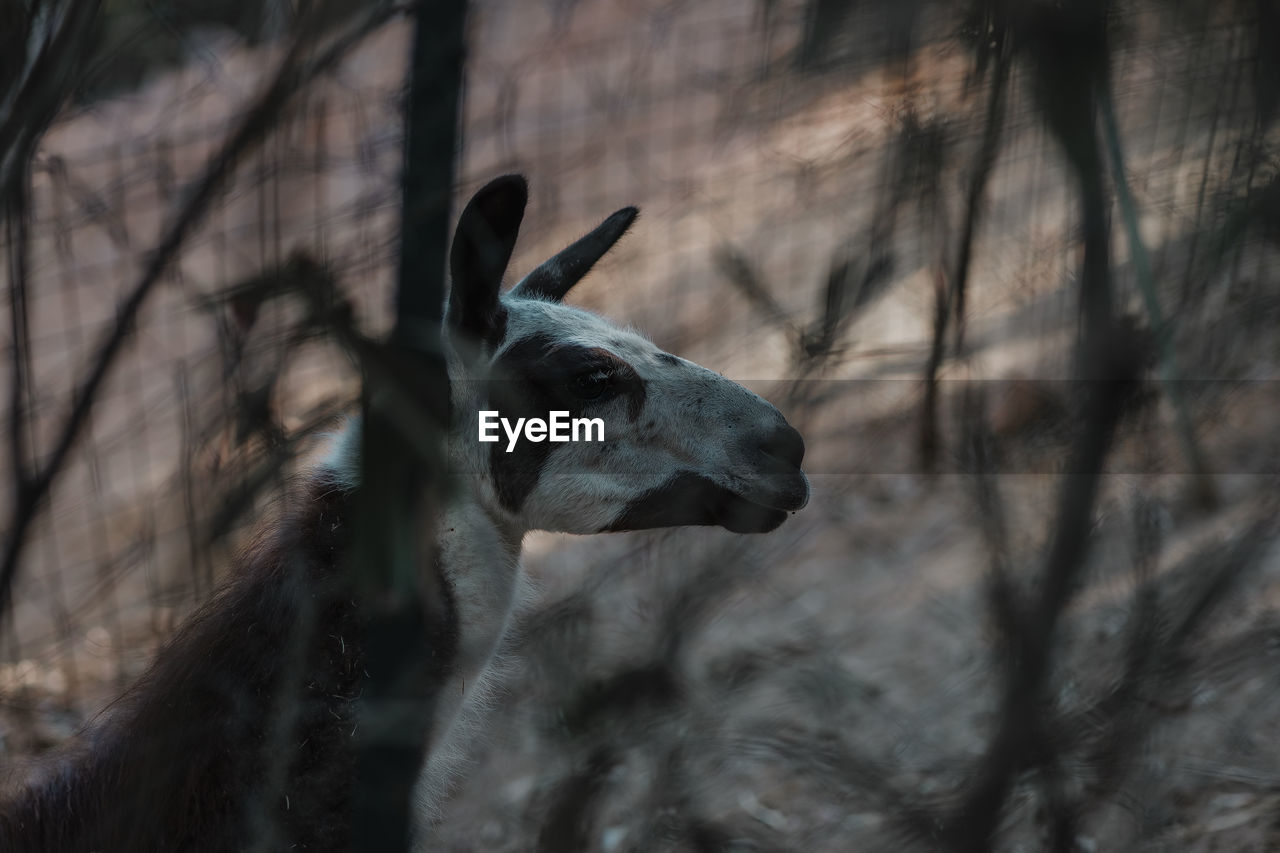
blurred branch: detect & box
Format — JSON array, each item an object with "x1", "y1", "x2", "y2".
[
  {"x1": 1019, "y1": 0, "x2": 1115, "y2": 358},
  {"x1": 945, "y1": 325, "x2": 1144, "y2": 851},
  {"x1": 1175, "y1": 23, "x2": 1232, "y2": 310},
  {"x1": 949, "y1": 19, "x2": 1011, "y2": 354},
  {"x1": 6, "y1": 172, "x2": 32, "y2": 508},
  {"x1": 942, "y1": 5, "x2": 1147, "y2": 834},
  {"x1": 0, "y1": 0, "x2": 412, "y2": 627},
  {"x1": 920, "y1": 36, "x2": 1008, "y2": 470},
  {"x1": 800, "y1": 251, "x2": 895, "y2": 365},
  {"x1": 1254, "y1": 0, "x2": 1280, "y2": 130},
  {"x1": 348, "y1": 0, "x2": 466, "y2": 848},
  {"x1": 797, "y1": 0, "x2": 858, "y2": 71},
  {"x1": 2, "y1": 0, "x2": 101, "y2": 534},
  {"x1": 960, "y1": 387, "x2": 1022, "y2": 661},
  {"x1": 535, "y1": 745, "x2": 615, "y2": 853},
  {"x1": 0, "y1": 1, "x2": 102, "y2": 205},
  {"x1": 714, "y1": 241, "x2": 894, "y2": 376},
  {"x1": 200, "y1": 393, "x2": 350, "y2": 545},
  {"x1": 714, "y1": 246, "x2": 797, "y2": 333},
  {"x1": 1099, "y1": 83, "x2": 1215, "y2": 507},
  {"x1": 1040, "y1": 516, "x2": 1278, "y2": 836}
]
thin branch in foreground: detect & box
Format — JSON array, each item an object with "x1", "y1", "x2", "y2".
[
  {"x1": 0, "y1": 0, "x2": 412, "y2": 625},
  {"x1": 943, "y1": 23, "x2": 1148, "y2": 827},
  {"x1": 0, "y1": 0, "x2": 103, "y2": 206},
  {"x1": 348, "y1": 0, "x2": 467, "y2": 845},
  {"x1": 920, "y1": 19, "x2": 1009, "y2": 472},
  {"x1": 945, "y1": 331, "x2": 1144, "y2": 851},
  {"x1": 1099, "y1": 83, "x2": 1215, "y2": 508},
  {"x1": 960, "y1": 385, "x2": 1023, "y2": 661},
  {"x1": 714, "y1": 245, "x2": 798, "y2": 334},
  {"x1": 535, "y1": 746, "x2": 615, "y2": 853},
  {"x1": 6, "y1": 171, "x2": 32, "y2": 504}
]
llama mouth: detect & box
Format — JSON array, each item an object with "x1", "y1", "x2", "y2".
[
  {"x1": 606, "y1": 470, "x2": 808, "y2": 534},
  {"x1": 753, "y1": 460, "x2": 811, "y2": 512}
]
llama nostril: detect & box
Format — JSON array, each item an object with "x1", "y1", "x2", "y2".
[{"x1": 758, "y1": 423, "x2": 805, "y2": 469}]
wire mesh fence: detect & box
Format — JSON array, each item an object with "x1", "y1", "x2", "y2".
[{"x1": 1, "y1": 0, "x2": 1279, "y2": 850}]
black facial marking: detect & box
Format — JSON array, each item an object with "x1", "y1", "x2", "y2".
[
  {"x1": 485, "y1": 333, "x2": 646, "y2": 513},
  {"x1": 654, "y1": 352, "x2": 681, "y2": 366},
  {"x1": 606, "y1": 472, "x2": 788, "y2": 534},
  {"x1": 600, "y1": 349, "x2": 647, "y2": 421}
]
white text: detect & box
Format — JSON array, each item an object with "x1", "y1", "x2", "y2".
[{"x1": 478, "y1": 411, "x2": 605, "y2": 452}]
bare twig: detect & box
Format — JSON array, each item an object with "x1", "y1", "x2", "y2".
[
  {"x1": 920, "y1": 15, "x2": 1009, "y2": 471},
  {"x1": 714, "y1": 246, "x2": 798, "y2": 334},
  {"x1": 950, "y1": 26, "x2": 1011, "y2": 355},
  {"x1": 946, "y1": 331, "x2": 1143, "y2": 851},
  {"x1": 944, "y1": 5, "x2": 1142, "y2": 839},
  {"x1": 1099, "y1": 84, "x2": 1216, "y2": 507},
  {"x1": 0, "y1": 1, "x2": 103, "y2": 205},
  {"x1": 0, "y1": 0, "x2": 412, "y2": 624},
  {"x1": 535, "y1": 746, "x2": 616, "y2": 853},
  {"x1": 5, "y1": 171, "x2": 32, "y2": 504},
  {"x1": 961, "y1": 386, "x2": 1022, "y2": 658}
]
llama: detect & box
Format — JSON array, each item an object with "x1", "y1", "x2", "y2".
[{"x1": 0, "y1": 174, "x2": 808, "y2": 850}]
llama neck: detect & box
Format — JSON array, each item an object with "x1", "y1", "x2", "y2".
[
  {"x1": 332, "y1": 415, "x2": 531, "y2": 828},
  {"x1": 324, "y1": 415, "x2": 527, "y2": 681},
  {"x1": 437, "y1": 488, "x2": 525, "y2": 683}
]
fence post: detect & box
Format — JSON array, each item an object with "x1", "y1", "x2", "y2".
[{"x1": 348, "y1": 1, "x2": 469, "y2": 850}]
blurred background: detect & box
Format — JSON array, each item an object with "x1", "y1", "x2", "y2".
[{"x1": 1, "y1": 0, "x2": 1279, "y2": 849}]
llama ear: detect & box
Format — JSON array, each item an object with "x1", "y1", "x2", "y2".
[
  {"x1": 512, "y1": 206, "x2": 638, "y2": 302},
  {"x1": 448, "y1": 174, "x2": 528, "y2": 345}
]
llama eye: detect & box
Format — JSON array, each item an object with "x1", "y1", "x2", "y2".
[{"x1": 569, "y1": 369, "x2": 613, "y2": 401}]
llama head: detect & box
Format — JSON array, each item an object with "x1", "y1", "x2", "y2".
[{"x1": 446, "y1": 175, "x2": 808, "y2": 535}]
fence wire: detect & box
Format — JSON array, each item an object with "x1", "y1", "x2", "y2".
[{"x1": 1, "y1": 1, "x2": 1278, "y2": 850}]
